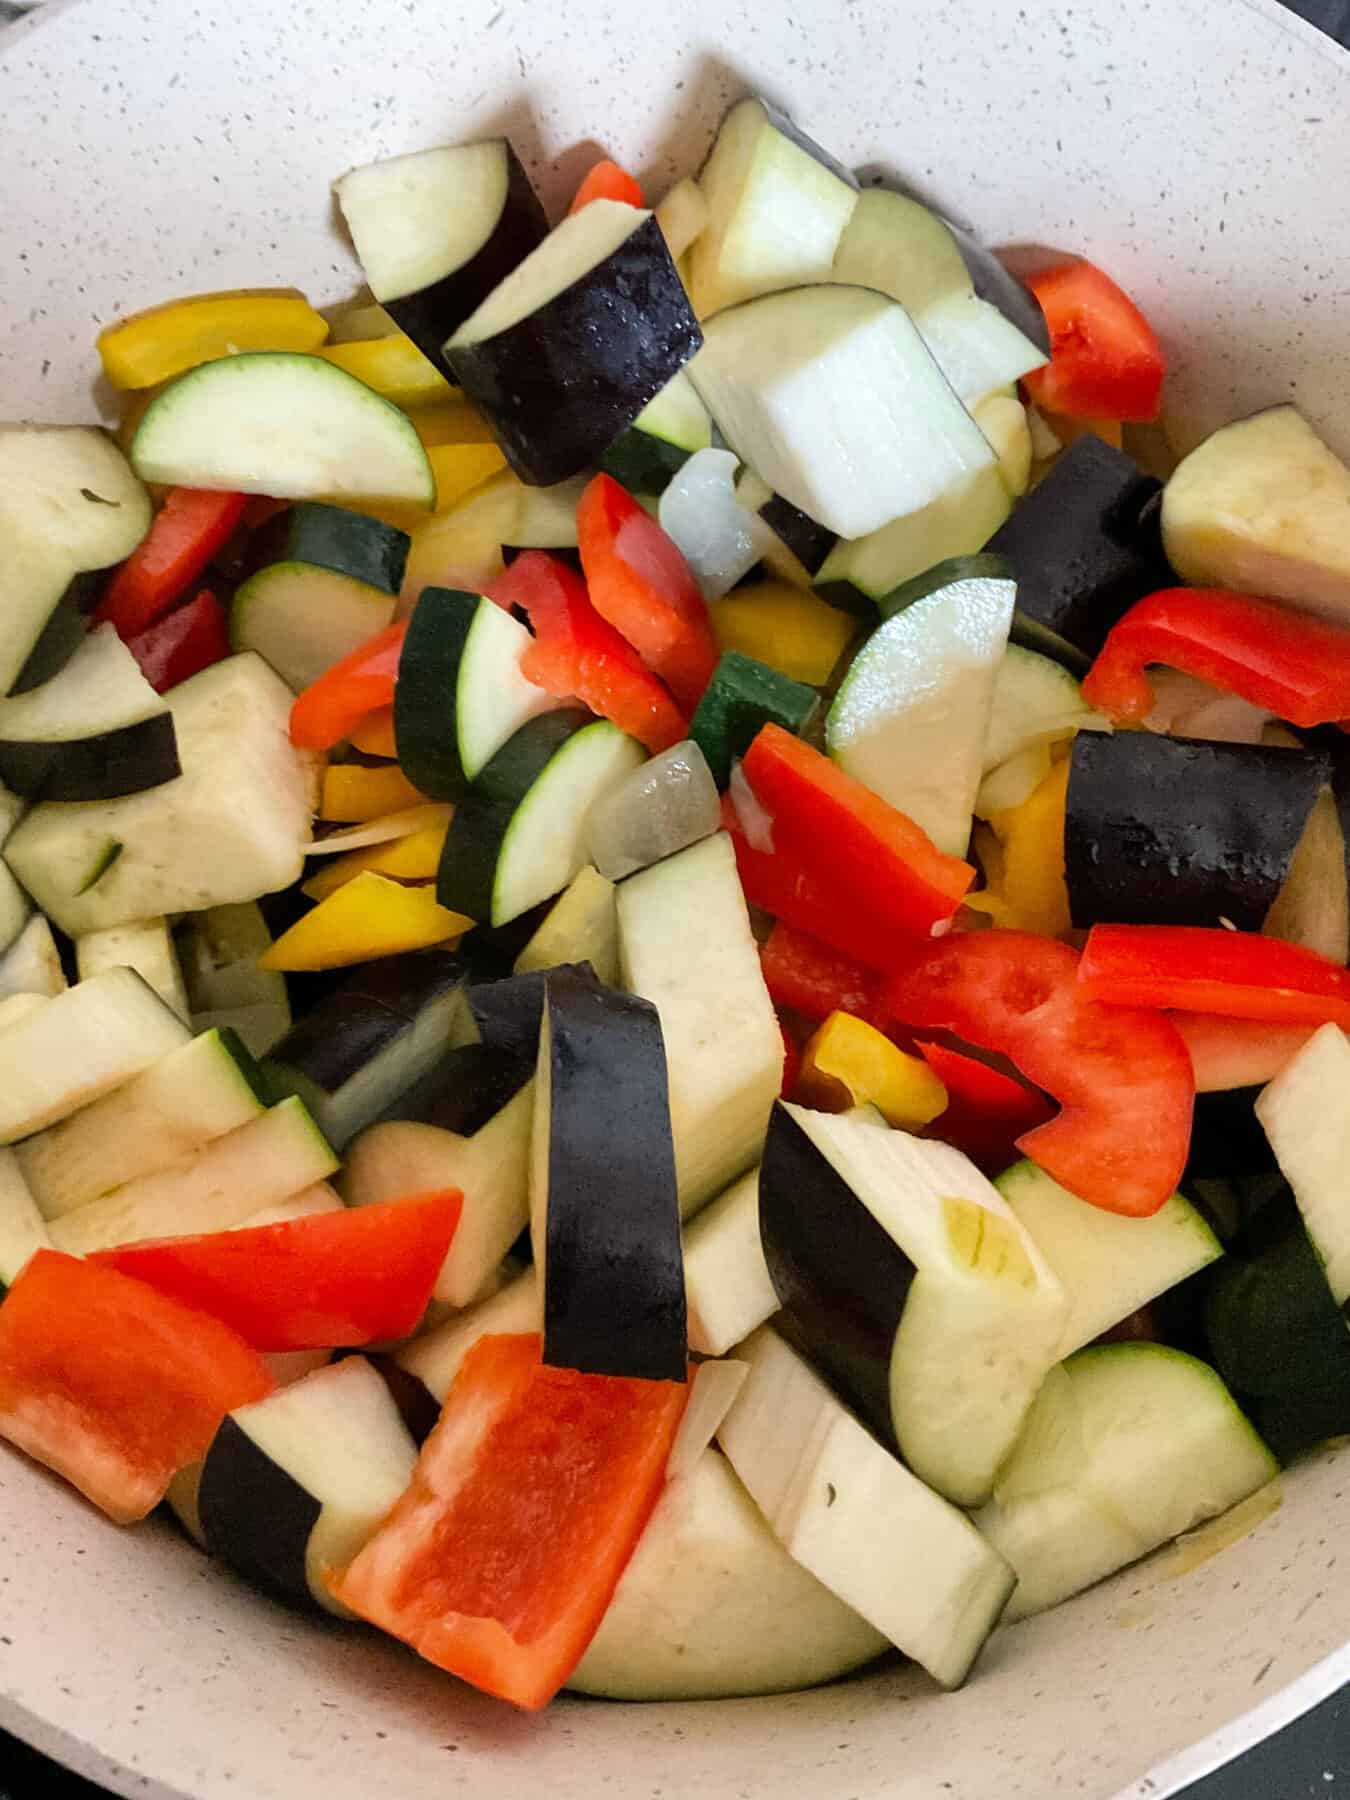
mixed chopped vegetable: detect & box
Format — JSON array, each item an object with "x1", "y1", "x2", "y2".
[{"x1": 12, "y1": 86, "x2": 1350, "y2": 1716}]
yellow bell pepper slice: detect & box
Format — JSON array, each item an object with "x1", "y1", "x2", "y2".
[
  {"x1": 412, "y1": 396, "x2": 500, "y2": 447},
  {"x1": 318, "y1": 334, "x2": 453, "y2": 409},
  {"x1": 347, "y1": 708, "x2": 399, "y2": 759},
  {"x1": 320, "y1": 763, "x2": 428, "y2": 823},
  {"x1": 427, "y1": 442, "x2": 509, "y2": 513},
  {"x1": 302, "y1": 820, "x2": 451, "y2": 903},
  {"x1": 966, "y1": 758, "x2": 1071, "y2": 937},
  {"x1": 710, "y1": 581, "x2": 857, "y2": 687},
  {"x1": 260, "y1": 871, "x2": 472, "y2": 972},
  {"x1": 98, "y1": 288, "x2": 330, "y2": 390},
  {"x1": 796, "y1": 1011, "x2": 948, "y2": 1130}
]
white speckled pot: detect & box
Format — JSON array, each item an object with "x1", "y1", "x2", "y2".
[{"x1": 2, "y1": 1, "x2": 1350, "y2": 1795}]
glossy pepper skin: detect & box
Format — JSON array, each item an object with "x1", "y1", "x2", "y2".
[
  {"x1": 1020, "y1": 259, "x2": 1165, "y2": 422},
  {"x1": 1079, "y1": 924, "x2": 1350, "y2": 1029},
  {"x1": 288, "y1": 620, "x2": 407, "y2": 751},
  {"x1": 97, "y1": 488, "x2": 247, "y2": 640},
  {"x1": 881, "y1": 929, "x2": 1194, "y2": 1217},
  {"x1": 330, "y1": 1332, "x2": 687, "y2": 1710},
  {"x1": 759, "y1": 921, "x2": 884, "y2": 1021},
  {"x1": 489, "y1": 551, "x2": 687, "y2": 753},
  {"x1": 576, "y1": 473, "x2": 719, "y2": 709},
  {"x1": 92, "y1": 1190, "x2": 463, "y2": 1352},
  {"x1": 1083, "y1": 587, "x2": 1350, "y2": 728}
]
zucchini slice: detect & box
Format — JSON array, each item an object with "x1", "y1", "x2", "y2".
[
  {"x1": 75, "y1": 917, "x2": 189, "y2": 1020},
  {"x1": 447, "y1": 201, "x2": 702, "y2": 487},
  {"x1": 16, "y1": 1026, "x2": 267, "y2": 1220},
  {"x1": 815, "y1": 466, "x2": 1012, "y2": 614},
  {"x1": 826, "y1": 560, "x2": 1015, "y2": 856},
  {"x1": 689, "y1": 651, "x2": 818, "y2": 791},
  {"x1": 130, "y1": 351, "x2": 435, "y2": 507},
  {"x1": 437, "y1": 709, "x2": 645, "y2": 927},
  {"x1": 0, "y1": 967, "x2": 190, "y2": 1143},
  {"x1": 0, "y1": 625, "x2": 178, "y2": 802},
  {"x1": 250, "y1": 502, "x2": 409, "y2": 594},
  {"x1": 231, "y1": 562, "x2": 397, "y2": 693},
  {"x1": 394, "y1": 586, "x2": 556, "y2": 802},
  {"x1": 48, "y1": 1095, "x2": 338, "y2": 1256},
  {"x1": 995, "y1": 1159, "x2": 1221, "y2": 1358},
  {"x1": 334, "y1": 139, "x2": 549, "y2": 366},
  {"x1": 977, "y1": 1345, "x2": 1276, "y2": 1618},
  {"x1": 689, "y1": 283, "x2": 995, "y2": 541}
]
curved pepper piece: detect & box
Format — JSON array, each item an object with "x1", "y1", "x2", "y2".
[
  {"x1": 1083, "y1": 587, "x2": 1350, "y2": 728},
  {"x1": 1079, "y1": 923, "x2": 1350, "y2": 1030},
  {"x1": 759, "y1": 921, "x2": 883, "y2": 1022},
  {"x1": 490, "y1": 551, "x2": 688, "y2": 753},
  {"x1": 881, "y1": 930, "x2": 1194, "y2": 1217},
  {"x1": 569, "y1": 159, "x2": 645, "y2": 213},
  {"x1": 97, "y1": 288, "x2": 329, "y2": 390},
  {"x1": 797, "y1": 1010, "x2": 948, "y2": 1129},
  {"x1": 741, "y1": 723, "x2": 975, "y2": 936},
  {"x1": 1020, "y1": 260, "x2": 1165, "y2": 423},
  {"x1": 966, "y1": 759, "x2": 1071, "y2": 938},
  {"x1": 916, "y1": 1039, "x2": 1055, "y2": 1175},
  {"x1": 576, "y1": 473, "x2": 719, "y2": 709},
  {"x1": 289, "y1": 620, "x2": 407, "y2": 750}
]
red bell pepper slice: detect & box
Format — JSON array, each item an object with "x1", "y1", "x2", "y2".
[
  {"x1": 289, "y1": 620, "x2": 408, "y2": 750},
  {"x1": 742, "y1": 724, "x2": 975, "y2": 936},
  {"x1": 97, "y1": 487, "x2": 248, "y2": 641},
  {"x1": 881, "y1": 930, "x2": 1194, "y2": 1216},
  {"x1": 760, "y1": 920, "x2": 884, "y2": 1021},
  {"x1": 576, "y1": 473, "x2": 719, "y2": 709},
  {"x1": 568, "y1": 159, "x2": 644, "y2": 213},
  {"x1": 91, "y1": 1190, "x2": 462, "y2": 1352},
  {"x1": 125, "y1": 588, "x2": 230, "y2": 693},
  {"x1": 1020, "y1": 259, "x2": 1166, "y2": 423},
  {"x1": 1079, "y1": 923, "x2": 1350, "y2": 1029},
  {"x1": 724, "y1": 798, "x2": 917, "y2": 972},
  {"x1": 489, "y1": 552, "x2": 688, "y2": 753},
  {"x1": 1082, "y1": 587, "x2": 1350, "y2": 728},
  {"x1": 916, "y1": 1039, "x2": 1056, "y2": 1176},
  {"x1": 1169, "y1": 1011, "x2": 1320, "y2": 1093},
  {"x1": 0, "y1": 1249, "x2": 273, "y2": 1524},
  {"x1": 330, "y1": 1331, "x2": 687, "y2": 1710}
]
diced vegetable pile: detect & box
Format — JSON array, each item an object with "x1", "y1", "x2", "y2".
[{"x1": 11, "y1": 86, "x2": 1350, "y2": 1714}]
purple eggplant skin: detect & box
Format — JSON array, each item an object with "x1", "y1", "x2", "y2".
[
  {"x1": 9, "y1": 569, "x2": 104, "y2": 695},
  {"x1": 758, "y1": 1101, "x2": 915, "y2": 1447},
  {"x1": 197, "y1": 1417, "x2": 325, "y2": 1616},
  {"x1": 0, "y1": 710, "x2": 180, "y2": 803},
  {"x1": 1064, "y1": 730, "x2": 1329, "y2": 933},
  {"x1": 263, "y1": 950, "x2": 473, "y2": 1096},
  {"x1": 467, "y1": 962, "x2": 596, "y2": 1065},
  {"x1": 384, "y1": 143, "x2": 549, "y2": 370},
  {"x1": 446, "y1": 213, "x2": 704, "y2": 488},
  {"x1": 538, "y1": 964, "x2": 687, "y2": 1382},
  {"x1": 943, "y1": 216, "x2": 1051, "y2": 355},
  {"x1": 371, "y1": 1042, "x2": 531, "y2": 1136},
  {"x1": 985, "y1": 435, "x2": 1173, "y2": 664}
]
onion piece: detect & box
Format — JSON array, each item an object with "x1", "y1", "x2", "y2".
[
  {"x1": 587, "y1": 740, "x2": 720, "y2": 881},
  {"x1": 305, "y1": 803, "x2": 452, "y2": 855},
  {"x1": 658, "y1": 448, "x2": 776, "y2": 600}
]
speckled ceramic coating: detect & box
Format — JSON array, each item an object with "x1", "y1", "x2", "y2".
[{"x1": 3, "y1": 2, "x2": 1350, "y2": 1796}]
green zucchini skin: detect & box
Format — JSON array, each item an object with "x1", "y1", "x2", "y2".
[
  {"x1": 251, "y1": 501, "x2": 410, "y2": 595},
  {"x1": 437, "y1": 708, "x2": 595, "y2": 923}
]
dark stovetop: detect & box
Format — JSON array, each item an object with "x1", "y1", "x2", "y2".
[{"x1": 3, "y1": 0, "x2": 1350, "y2": 1794}]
